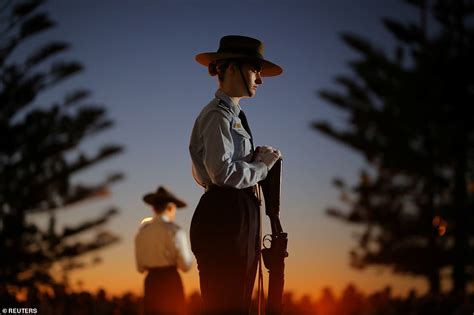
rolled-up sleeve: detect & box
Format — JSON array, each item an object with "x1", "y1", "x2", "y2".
[
  {"x1": 201, "y1": 111, "x2": 268, "y2": 188},
  {"x1": 134, "y1": 233, "x2": 145, "y2": 273}
]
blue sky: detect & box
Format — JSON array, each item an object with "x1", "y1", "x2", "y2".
[{"x1": 21, "y1": 0, "x2": 431, "y2": 296}]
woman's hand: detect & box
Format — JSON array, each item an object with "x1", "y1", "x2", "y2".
[{"x1": 254, "y1": 146, "x2": 282, "y2": 170}]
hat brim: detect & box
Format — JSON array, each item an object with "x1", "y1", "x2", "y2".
[
  {"x1": 195, "y1": 52, "x2": 283, "y2": 77},
  {"x1": 143, "y1": 194, "x2": 187, "y2": 209}
]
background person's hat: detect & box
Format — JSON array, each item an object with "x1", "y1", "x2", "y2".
[
  {"x1": 142, "y1": 186, "x2": 187, "y2": 209},
  {"x1": 195, "y1": 35, "x2": 283, "y2": 77}
]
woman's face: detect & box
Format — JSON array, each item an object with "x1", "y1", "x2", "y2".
[
  {"x1": 241, "y1": 62, "x2": 263, "y2": 97},
  {"x1": 221, "y1": 61, "x2": 263, "y2": 98}
]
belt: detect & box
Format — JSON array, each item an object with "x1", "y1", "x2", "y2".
[{"x1": 205, "y1": 184, "x2": 256, "y2": 195}]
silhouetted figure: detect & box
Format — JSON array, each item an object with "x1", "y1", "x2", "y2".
[
  {"x1": 189, "y1": 35, "x2": 283, "y2": 314},
  {"x1": 135, "y1": 186, "x2": 192, "y2": 315}
]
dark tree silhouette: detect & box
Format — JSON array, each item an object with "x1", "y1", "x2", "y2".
[
  {"x1": 0, "y1": 0, "x2": 124, "y2": 292},
  {"x1": 313, "y1": 0, "x2": 474, "y2": 293}
]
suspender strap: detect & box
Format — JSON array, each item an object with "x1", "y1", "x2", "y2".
[{"x1": 238, "y1": 109, "x2": 254, "y2": 151}]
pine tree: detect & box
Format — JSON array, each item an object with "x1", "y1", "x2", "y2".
[
  {"x1": 0, "y1": 0, "x2": 124, "y2": 292},
  {"x1": 314, "y1": 0, "x2": 474, "y2": 293}
]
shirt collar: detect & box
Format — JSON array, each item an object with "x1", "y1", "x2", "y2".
[
  {"x1": 215, "y1": 89, "x2": 241, "y2": 116},
  {"x1": 156, "y1": 214, "x2": 171, "y2": 223}
]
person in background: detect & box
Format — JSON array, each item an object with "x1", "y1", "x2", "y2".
[{"x1": 135, "y1": 186, "x2": 193, "y2": 315}]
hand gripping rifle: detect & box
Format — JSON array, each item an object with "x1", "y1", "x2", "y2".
[{"x1": 259, "y1": 159, "x2": 288, "y2": 315}]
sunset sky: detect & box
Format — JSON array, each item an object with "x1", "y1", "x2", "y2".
[{"x1": 24, "y1": 0, "x2": 433, "y2": 299}]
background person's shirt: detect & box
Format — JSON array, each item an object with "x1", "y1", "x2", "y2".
[
  {"x1": 134, "y1": 215, "x2": 193, "y2": 273},
  {"x1": 189, "y1": 89, "x2": 268, "y2": 189}
]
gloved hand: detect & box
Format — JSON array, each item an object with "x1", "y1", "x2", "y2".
[
  {"x1": 257, "y1": 145, "x2": 275, "y2": 154},
  {"x1": 254, "y1": 146, "x2": 282, "y2": 170}
]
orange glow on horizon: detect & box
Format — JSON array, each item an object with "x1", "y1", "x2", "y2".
[{"x1": 65, "y1": 247, "x2": 428, "y2": 301}]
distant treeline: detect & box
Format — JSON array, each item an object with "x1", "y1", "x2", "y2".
[{"x1": 2, "y1": 283, "x2": 473, "y2": 315}]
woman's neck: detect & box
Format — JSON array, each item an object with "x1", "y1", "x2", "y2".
[{"x1": 219, "y1": 86, "x2": 242, "y2": 105}]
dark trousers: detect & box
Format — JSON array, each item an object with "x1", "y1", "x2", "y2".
[
  {"x1": 190, "y1": 187, "x2": 261, "y2": 315},
  {"x1": 144, "y1": 266, "x2": 185, "y2": 315}
]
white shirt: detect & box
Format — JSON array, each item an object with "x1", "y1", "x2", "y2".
[
  {"x1": 189, "y1": 89, "x2": 268, "y2": 189},
  {"x1": 134, "y1": 215, "x2": 193, "y2": 273}
]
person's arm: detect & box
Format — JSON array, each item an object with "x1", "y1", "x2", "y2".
[
  {"x1": 201, "y1": 111, "x2": 268, "y2": 188},
  {"x1": 174, "y1": 229, "x2": 193, "y2": 272},
  {"x1": 134, "y1": 233, "x2": 146, "y2": 273}
]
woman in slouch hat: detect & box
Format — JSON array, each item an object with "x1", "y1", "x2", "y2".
[
  {"x1": 189, "y1": 35, "x2": 283, "y2": 314},
  {"x1": 135, "y1": 186, "x2": 193, "y2": 315}
]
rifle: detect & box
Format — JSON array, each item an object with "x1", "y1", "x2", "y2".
[{"x1": 259, "y1": 159, "x2": 288, "y2": 315}]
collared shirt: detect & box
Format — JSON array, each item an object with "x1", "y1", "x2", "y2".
[
  {"x1": 134, "y1": 215, "x2": 193, "y2": 273},
  {"x1": 189, "y1": 89, "x2": 268, "y2": 189}
]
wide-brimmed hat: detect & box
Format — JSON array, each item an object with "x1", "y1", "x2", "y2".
[
  {"x1": 142, "y1": 186, "x2": 187, "y2": 209},
  {"x1": 195, "y1": 35, "x2": 283, "y2": 77}
]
